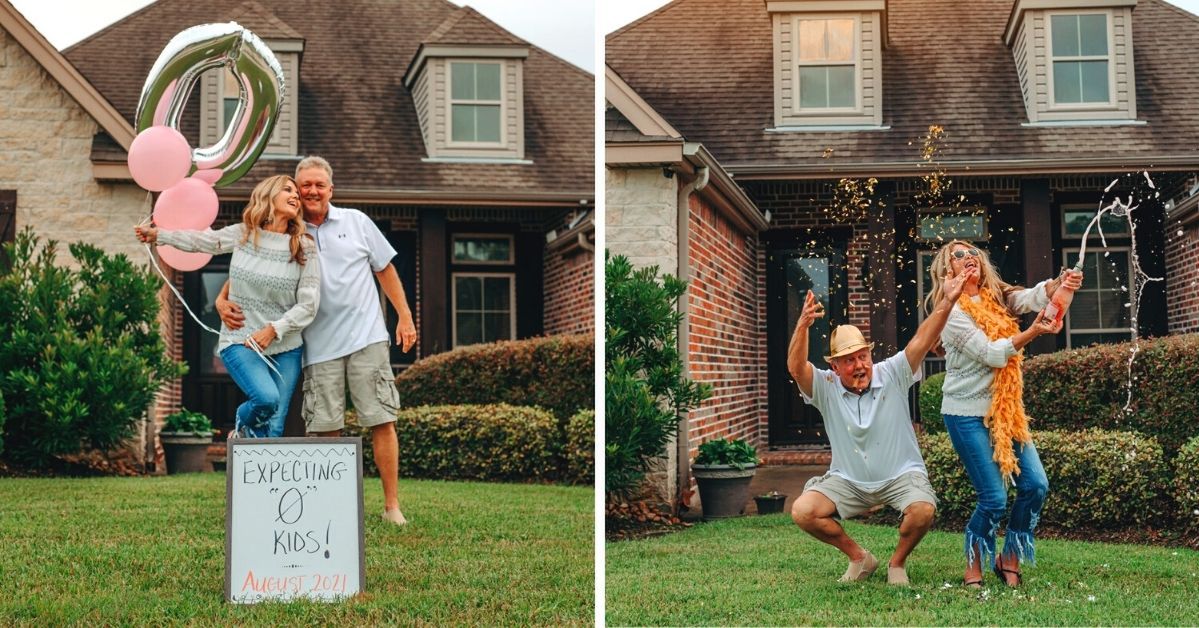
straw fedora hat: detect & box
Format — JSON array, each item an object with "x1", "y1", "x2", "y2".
[{"x1": 824, "y1": 325, "x2": 875, "y2": 362}]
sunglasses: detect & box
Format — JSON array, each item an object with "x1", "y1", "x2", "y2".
[{"x1": 951, "y1": 248, "x2": 980, "y2": 259}]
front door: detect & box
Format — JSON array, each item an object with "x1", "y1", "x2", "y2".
[
  {"x1": 765, "y1": 231, "x2": 850, "y2": 447},
  {"x1": 182, "y1": 261, "x2": 241, "y2": 436}
]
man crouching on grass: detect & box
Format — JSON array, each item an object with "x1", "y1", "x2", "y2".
[{"x1": 786, "y1": 265, "x2": 973, "y2": 585}]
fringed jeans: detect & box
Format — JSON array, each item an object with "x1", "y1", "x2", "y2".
[{"x1": 943, "y1": 414, "x2": 1049, "y2": 567}]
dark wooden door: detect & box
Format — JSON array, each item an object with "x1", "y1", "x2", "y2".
[
  {"x1": 765, "y1": 232, "x2": 850, "y2": 447},
  {"x1": 182, "y1": 261, "x2": 242, "y2": 436}
]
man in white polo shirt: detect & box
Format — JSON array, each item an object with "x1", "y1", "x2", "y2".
[
  {"x1": 217, "y1": 155, "x2": 417, "y2": 526},
  {"x1": 786, "y1": 263, "x2": 974, "y2": 585}
]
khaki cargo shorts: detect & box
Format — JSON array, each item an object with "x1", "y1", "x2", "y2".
[
  {"x1": 803, "y1": 470, "x2": 938, "y2": 520},
  {"x1": 302, "y1": 341, "x2": 400, "y2": 433}
]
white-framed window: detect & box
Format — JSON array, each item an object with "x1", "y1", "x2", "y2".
[
  {"x1": 451, "y1": 234, "x2": 514, "y2": 265},
  {"x1": 452, "y1": 272, "x2": 515, "y2": 347},
  {"x1": 1061, "y1": 202, "x2": 1130, "y2": 239},
  {"x1": 219, "y1": 68, "x2": 241, "y2": 134},
  {"x1": 793, "y1": 16, "x2": 858, "y2": 111},
  {"x1": 1062, "y1": 247, "x2": 1133, "y2": 348},
  {"x1": 1048, "y1": 12, "x2": 1114, "y2": 107},
  {"x1": 448, "y1": 61, "x2": 504, "y2": 145}
]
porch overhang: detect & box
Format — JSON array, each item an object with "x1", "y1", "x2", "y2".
[{"x1": 726, "y1": 155, "x2": 1199, "y2": 180}]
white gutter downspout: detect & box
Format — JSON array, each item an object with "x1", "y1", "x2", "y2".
[{"x1": 676, "y1": 165, "x2": 709, "y2": 510}]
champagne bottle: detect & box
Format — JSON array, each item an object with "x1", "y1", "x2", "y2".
[{"x1": 1042, "y1": 263, "x2": 1082, "y2": 324}]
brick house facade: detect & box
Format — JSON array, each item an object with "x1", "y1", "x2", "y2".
[
  {"x1": 2, "y1": 0, "x2": 593, "y2": 470},
  {"x1": 607, "y1": 0, "x2": 1199, "y2": 506}
]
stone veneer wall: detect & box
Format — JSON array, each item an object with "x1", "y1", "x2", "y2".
[{"x1": 1, "y1": 26, "x2": 157, "y2": 467}]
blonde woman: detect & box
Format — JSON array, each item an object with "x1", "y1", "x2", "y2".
[
  {"x1": 135, "y1": 175, "x2": 320, "y2": 438},
  {"x1": 925, "y1": 240, "x2": 1081, "y2": 588}
]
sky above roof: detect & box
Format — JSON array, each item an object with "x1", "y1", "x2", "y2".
[{"x1": 8, "y1": 0, "x2": 596, "y2": 73}]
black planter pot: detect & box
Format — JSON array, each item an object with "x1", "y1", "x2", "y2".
[
  {"x1": 754, "y1": 493, "x2": 787, "y2": 515},
  {"x1": 692, "y1": 463, "x2": 756, "y2": 519},
  {"x1": 160, "y1": 432, "x2": 213, "y2": 474}
]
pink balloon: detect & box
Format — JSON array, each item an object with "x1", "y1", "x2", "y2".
[
  {"x1": 192, "y1": 168, "x2": 223, "y2": 185},
  {"x1": 157, "y1": 246, "x2": 211, "y2": 272},
  {"x1": 154, "y1": 177, "x2": 218, "y2": 230},
  {"x1": 128, "y1": 126, "x2": 192, "y2": 192}
]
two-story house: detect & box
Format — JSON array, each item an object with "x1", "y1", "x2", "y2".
[{"x1": 607, "y1": 0, "x2": 1199, "y2": 504}]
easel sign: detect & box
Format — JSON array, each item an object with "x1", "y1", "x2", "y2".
[{"x1": 225, "y1": 437, "x2": 365, "y2": 603}]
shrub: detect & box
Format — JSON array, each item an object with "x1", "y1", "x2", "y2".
[
  {"x1": 0, "y1": 388, "x2": 5, "y2": 458},
  {"x1": 161, "y1": 409, "x2": 213, "y2": 436},
  {"x1": 564, "y1": 410, "x2": 594, "y2": 485},
  {"x1": 1023, "y1": 334, "x2": 1199, "y2": 457},
  {"x1": 917, "y1": 371, "x2": 946, "y2": 433},
  {"x1": 357, "y1": 404, "x2": 559, "y2": 482},
  {"x1": 694, "y1": 437, "x2": 758, "y2": 469},
  {"x1": 1173, "y1": 436, "x2": 1199, "y2": 533},
  {"x1": 395, "y1": 335, "x2": 592, "y2": 424},
  {"x1": 922, "y1": 428, "x2": 1166, "y2": 529},
  {"x1": 605, "y1": 254, "x2": 711, "y2": 497},
  {"x1": 0, "y1": 230, "x2": 185, "y2": 467}
]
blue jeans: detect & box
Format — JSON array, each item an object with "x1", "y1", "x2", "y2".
[
  {"x1": 943, "y1": 414, "x2": 1049, "y2": 566},
  {"x1": 220, "y1": 345, "x2": 303, "y2": 438}
]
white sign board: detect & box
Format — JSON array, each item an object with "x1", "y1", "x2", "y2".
[{"x1": 225, "y1": 437, "x2": 364, "y2": 603}]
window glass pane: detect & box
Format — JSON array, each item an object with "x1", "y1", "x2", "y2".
[
  {"x1": 455, "y1": 276, "x2": 481, "y2": 310},
  {"x1": 223, "y1": 98, "x2": 239, "y2": 129},
  {"x1": 1053, "y1": 61, "x2": 1082, "y2": 103},
  {"x1": 476, "y1": 63, "x2": 502, "y2": 100},
  {"x1": 797, "y1": 20, "x2": 827, "y2": 61},
  {"x1": 457, "y1": 313, "x2": 482, "y2": 346},
  {"x1": 1063, "y1": 210, "x2": 1129, "y2": 236},
  {"x1": 200, "y1": 271, "x2": 228, "y2": 375},
  {"x1": 484, "y1": 313, "x2": 512, "y2": 342},
  {"x1": 483, "y1": 276, "x2": 511, "y2": 310},
  {"x1": 919, "y1": 213, "x2": 985, "y2": 240},
  {"x1": 1071, "y1": 332, "x2": 1131, "y2": 347},
  {"x1": 799, "y1": 67, "x2": 829, "y2": 108},
  {"x1": 1080, "y1": 61, "x2": 1109, "y2": 102},
  {"x1": 451, "y1": 104, "x2": 475, "y2": 141},
  {"x1": 451, "y1": 62, "x2": 475, "y2": 100},
  {"x1": 1098, "y1": 289, "x2": 1125, "y2": 328},
  {"x1": 454, "y1": 237, "x2": 511, "y2": 262},
  {"x1": 476, "y1": 105, "x2": 502, "y2": 142},
  {"x1": 828, "y1": 66, "x2": 855, "y2": 107},
  {"x1": 825, "y1": 19, "x2": 854, "y2": 61},
  {"x1": 1051, "y1": 15, "x2": 1080, "y2": 56},
  {"x1": 1096, "y1": 250, "x2": 1129, "y2": 289},
  {"x1": 1072, "y1": 291, "x2": 1102, "y2": 328},
  {"x1": 1079, "y1": 14, "x2": 1108, "y2": 55}
]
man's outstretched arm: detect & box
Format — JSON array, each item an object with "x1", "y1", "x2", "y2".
[
  {"x1": 904, "y1": 267, "x2": 975, "y2": 373},
  {"x1": 787, "y1": 290, "x2": 824, "y2": 398}
]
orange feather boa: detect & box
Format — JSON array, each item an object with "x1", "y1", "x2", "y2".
[{"x1": 956, "y1": 289, "x2": 1032, "y2": 482}]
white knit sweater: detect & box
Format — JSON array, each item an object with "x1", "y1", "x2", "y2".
[
  {"x1": 939, "y1": 280, "x2": 1050, "y2": 417},
  {"x1": 158, "y1": 224, "x2": 320, "y2": 356}
]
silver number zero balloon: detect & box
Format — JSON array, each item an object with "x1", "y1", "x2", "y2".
[{"x1": 135, "y1": 22, "x2": 285, "y2": 188}]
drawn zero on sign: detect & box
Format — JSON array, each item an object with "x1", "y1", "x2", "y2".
[{"x1": 276, "y1": 487, "x2": 306, "y2": 524}]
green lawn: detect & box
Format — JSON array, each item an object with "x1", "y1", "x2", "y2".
[
  {"x1": 0, "y1": 473, "x2": 593, "y2": 625},
  {"x1": 606, "y1": 514, "x2": 1199, "y2": 626}
]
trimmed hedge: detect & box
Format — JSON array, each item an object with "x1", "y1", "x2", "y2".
[
  {"x1": 921, "y1": 428, "x2": 1166, "y2": 529},
  {"x1": 356, "y1": 404, "x2": 560, "y2": 483},
  {"x1": 395, "y1": 335, "x2": 593, "y2": 423},
  {"x1": 1173, "y1": 436, "x2": 1199, "y2": 533},
  {"x1": 1023, "y1": 334, "x2": 1199, "y2": 456},
  {"x1": 564, "y1": 410, "x2": 594, "y2": 485},
  {"x1": 917, "y1": 371, "x2": 946, "y2": 433}
]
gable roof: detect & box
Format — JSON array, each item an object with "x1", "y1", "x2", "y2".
[
  {"x1": 607, "y1": 0, "x2": 1199, "y2": 179},
  {"x1": 423, "y1": 5, "x2": 525, "y2": 46},
  {"x1": 0, "y1": 0, "x2": 134, "y2": 149},
  {"x1": 65, "y1": 0, "x2": 592, "y2": 202},
  {"x1": 223, "y1": 0, "x2": 303, "y2": 40}
]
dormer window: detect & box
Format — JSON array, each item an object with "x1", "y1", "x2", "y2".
[
  {"x1": 449, "y1": 61, "x2": 504, "y2": 144},
  {"x1": 766, "y1": 1, "x2": 886, "y2": 130},
  {"x1": 1005, "y1": 0, "x2": 1137, "y2": 125},
  {"x1": 1049, "y1": 13, "x2": 1112, "y2": 106},
  {"x1": 796, "y1": 17, "x2": 857, "y2": 110}
]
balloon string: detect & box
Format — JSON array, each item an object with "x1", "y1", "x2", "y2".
[{"x1": 139, "y1": 212, "x2": 282, "y2": 381}]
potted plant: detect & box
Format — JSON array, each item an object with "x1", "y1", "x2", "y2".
[
  {"x1": 754, "y1": 490, "x2": 788, "y2": 515},
  {"x1": 159, "y1": 409, "x2": 214, "y2": 474},
  {"x1": 691, "y1": 437, "x2": 759, "y2": 519}
]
